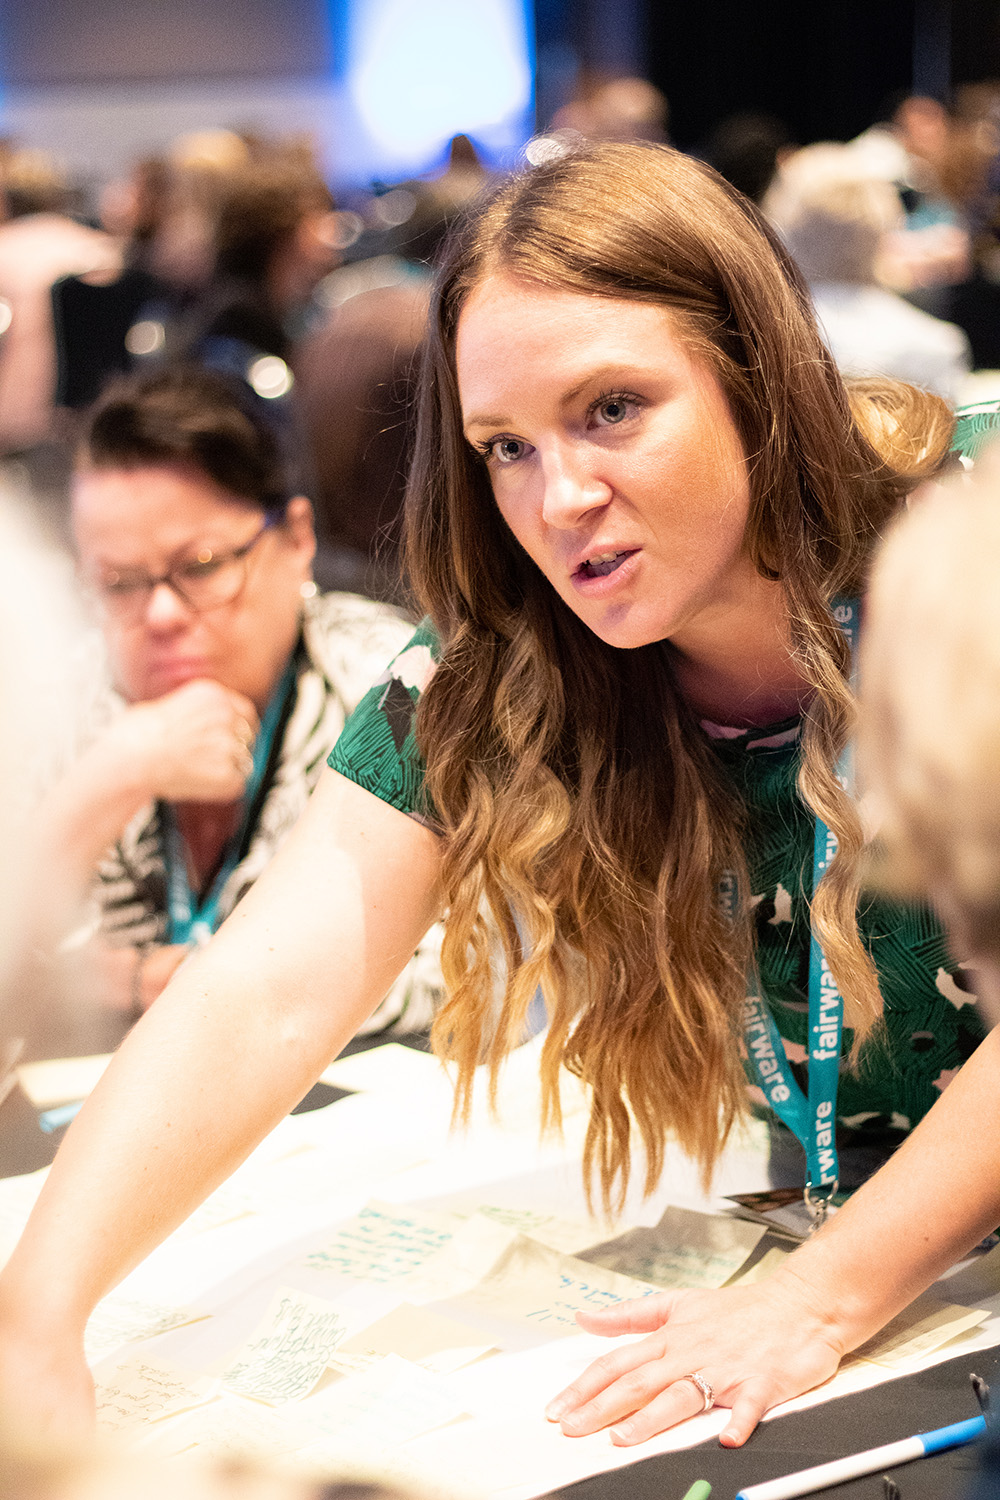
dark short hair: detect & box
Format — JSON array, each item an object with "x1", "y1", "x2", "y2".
[{"x1": 79, "y1": 365, "x2": 293, "y2": 512}]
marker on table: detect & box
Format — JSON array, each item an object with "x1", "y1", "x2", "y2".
[
  {"x1": 734, "y1": 1415, "x2": 985, "y2": 1500},
  {"x1": 680, "y1": 1484, "x2": 711, "y2": 1500}
]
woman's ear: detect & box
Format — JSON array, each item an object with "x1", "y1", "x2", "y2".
[{"x1": 284, "y1": 496, "x2": 317, "y2": 570}]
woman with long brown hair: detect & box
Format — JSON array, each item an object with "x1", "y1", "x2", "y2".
[{"x1": 1, "y1": 141, "x2": 997, "y2": 1448}]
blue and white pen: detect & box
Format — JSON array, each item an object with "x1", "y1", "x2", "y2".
[{"x1": 734, "y1": 1415, "x2": 986, "y2": 1500}]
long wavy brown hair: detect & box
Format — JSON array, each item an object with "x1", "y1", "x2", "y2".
[{"x1": 405, "y1": 142, "x2": 953, "y2": 1207}]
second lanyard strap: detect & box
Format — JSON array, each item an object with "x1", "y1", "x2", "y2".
[
  {"x1": 741, "y1": 598, "x2": 859, "y2": 1223},
  {"x1": 164, "y1": 657, "x2": 297, "y2": 947}
]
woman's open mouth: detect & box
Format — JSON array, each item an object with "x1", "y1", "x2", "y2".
[{"x1": 576, "y1": 550, "x2": 636, "y2": 579}]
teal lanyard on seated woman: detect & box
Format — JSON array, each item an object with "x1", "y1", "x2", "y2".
[
  {"x1": 162, "y1": 657, "x2": 298, "y2": 948},
  {"x1": 735, "y1": 599, "x2": 860, "y2": 1231}
]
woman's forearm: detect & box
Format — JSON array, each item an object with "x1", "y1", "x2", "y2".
[
  {"x1": 774, "y1": 1021, "x2": 1000, "y2": 1349},
  {"x1": 0, "y1": 771, "x2": 443, "y2": 1338}
]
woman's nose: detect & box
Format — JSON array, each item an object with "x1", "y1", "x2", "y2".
[
  {"x1": 143, "y1": 579, "x2": 191, "y2": 629},
  {"x1": 539, "y1": 450, "x2": 612, "y2": 528}
]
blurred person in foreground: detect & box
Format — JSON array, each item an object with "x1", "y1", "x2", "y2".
[
  {"x1": 0, "y1": 1430, "x2": 417, "y2": 1500},
  {"x1": 27, "y1": 364, "x2": 441, "y2": 1030},
  {"x1": 766, "y1": 142, "x2": 971, "y2": 404},
  {"x1": 0, "y1": 489, "x2": 86, "y2": 1095}
]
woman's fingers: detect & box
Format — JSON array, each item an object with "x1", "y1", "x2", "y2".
[
  {"x1": 720, "y1": 1380, "x2": 775, "y2": 1448},
  {"x1": 545, "y1": 1328, "x2": 669, "y2": 1422},
  {"x1": 546, "y1": 1277, "x2": 846, "y2": 1448},
  {"x1": 574, "y1": 1290, "x2": 682, "y2": 1336},
  {"x1": 607, "y1": 1375, "x2": 716, "y2": 1446}
]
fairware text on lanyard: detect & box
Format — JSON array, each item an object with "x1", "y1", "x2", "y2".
[
  {"x1": 737, "y1": 599, "x2": 859, "y2": 1230},
  {"x1": 163, "y1": 658, "x2": 297, "y2": 948}
]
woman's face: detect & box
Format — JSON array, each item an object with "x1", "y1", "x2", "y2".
[
  {"x1": 72, "y1": 463, "x2": 315, "y2": 713},
  {"x1": 456, "y1": 274, "x2": 755, "y2": 653}
]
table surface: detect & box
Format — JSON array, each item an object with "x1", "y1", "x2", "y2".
[
  {"x1": 3, "y1": 1038, "x2": 995, "y2": 1500},
  {"x1": 551, "y1": 1347, "x2": 1000, "y2": 1500}
]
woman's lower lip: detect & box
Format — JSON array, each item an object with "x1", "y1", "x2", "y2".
[
  {"x1": 571, "y1": 550, "x2": 641, "y2": 596},
  {"x1": 149, "y1": 660, "x2": 206, "y2": 686}
]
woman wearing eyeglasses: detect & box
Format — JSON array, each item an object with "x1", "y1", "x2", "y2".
[{"x1": 33, "y1": 364, "x2": 442, "y2": 1028}]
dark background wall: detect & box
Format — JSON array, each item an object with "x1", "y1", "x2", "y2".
[
  {"x1": 540, "y1": 0, "x2": 1000, "y2": 149},
  {"x1": 646, "y1": 1, "x2": 918, "y2": 151}
]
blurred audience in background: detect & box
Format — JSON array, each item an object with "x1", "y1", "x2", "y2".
[
  {"x1": 548, "y1": 73, "x2": 669, "y2": 143},
  {"x1": 699, "y1": 110, "x2": 793, "y2": 204},
  {"x1": 766, "y1": 141, "x2": 972, "y2": 402},
  {"x1": 296, "y1": 133, "x2": 488, "y2": 601}
]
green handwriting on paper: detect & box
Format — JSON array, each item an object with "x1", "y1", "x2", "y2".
[
  {"x1": 303, "y1": 1203, "x2": 455, "y2": 1282},
  {"x1": 427, "y1": 1235, "x2": 657, "y2": 1350},
  {"x1": 222, "y1": 1288, "x2": 346, "y2": 1404},
  {"x1": 523, "y1": 1270, "x2": 634, "y2": 1327}
]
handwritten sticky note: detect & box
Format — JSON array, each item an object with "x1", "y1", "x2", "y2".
[
  {"x1": 86, "y1": 1296, "x2": 209, "y2": 1367},
  {"x1": 291, "y1": 1353, "x2": 467, "y2": 1449},
  {"x1": 578, "y1": 1204, "x2": 765, "y2": 1289},
  {"x1": 221, "y1": 1287, "x2": 346, "y2": 1404},
  {"x1": 95, "y1": 1358, "x2": 218, "y2": 1432},
  {"x1": 853, "y1": 1292, "x2": 989, "y2": 1367},
  {"x1": 303, "y1": 1201, "x2": 457, "y2": 1282},
  {"x1": 338, "y1": 1302, "x2": 496, "y2": 1373},
  {"x1": 431, "y1": 1235, "x2": 656, "y2": 1351},
  {"x1": 464, "y1": 1204, "x2": 609, "y2": 1256}
]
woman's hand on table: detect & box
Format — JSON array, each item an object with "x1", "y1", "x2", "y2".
[{"x1": 545, "y1": 1269, "x2": 848, "y2": 1448}]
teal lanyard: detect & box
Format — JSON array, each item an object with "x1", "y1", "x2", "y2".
[
  {"x1": 162, "y1": 658, "x2": 297, "y2": 947},
  {"x1": 737, "y1": 599, "x2": 860, "y2": 1224}
]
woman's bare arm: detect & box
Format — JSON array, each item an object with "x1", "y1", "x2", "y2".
[{"x1": 0, "y1": 767, "x2": 442, "y2": 1431}]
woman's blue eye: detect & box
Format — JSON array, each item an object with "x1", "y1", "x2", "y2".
[
  {"x1": 495, "y1": 438, "x2": 525, "y2": 463},
  {"x1": 597, "y1": 397, "x2": 630, "y2": 424}
]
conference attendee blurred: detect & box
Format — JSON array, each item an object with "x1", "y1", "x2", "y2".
[
  {"x1": 29, "y1": 364, "x2": 442, "y2": 1031},
  {"x1": 699, "y1": 111, "x2": 792, "y2": 204},
  {"x1": 766, "y1": 142, "x2": 971, "y2": 403},
  {"x1": 0, "y1": 146, "x2": 119, "y2": 454},
  {"x1": 295, "y1": 278, "x2": 428, "y2": 603},
  {"x1": 164, "y1": 137, "x2": 336, "y2": 373}
]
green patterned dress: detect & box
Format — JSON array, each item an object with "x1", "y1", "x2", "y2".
[{"x1": 329, "y1": 403, "x2": 1000, "y2": 1135}]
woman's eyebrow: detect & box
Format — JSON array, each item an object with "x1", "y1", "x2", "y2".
[
  {"x1": 463, "y1": 362, "x2": 662, "y2": 435},
  {"x1": 463, "y1": 411, "x2": 509, "y2": 434}
]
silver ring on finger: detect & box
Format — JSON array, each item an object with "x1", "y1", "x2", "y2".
[{"x1": 680, "y1": 1371, "x2": 714, "y2": 1413}]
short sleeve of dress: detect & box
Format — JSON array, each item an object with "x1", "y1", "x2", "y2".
[
  {"x1": 951, "y1": 399, "x2": 1000, "y2": 463},
  {"x1": 327, "y1": 619, "x2": 440, "y2": 824}
]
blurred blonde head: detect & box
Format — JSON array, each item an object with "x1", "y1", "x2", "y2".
[
  {"x1": 765, "y1": 142, "x2": 903, "y2": 284},
  {"x1": 861, "y1": 449, "x2": 1000, "y2": 988}
]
